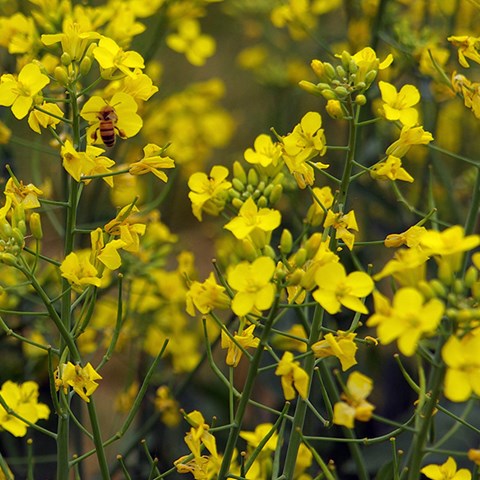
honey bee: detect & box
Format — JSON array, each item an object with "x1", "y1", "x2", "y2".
[{"x1": 91, "y1": 105, "x2": 126, "y2": 148}]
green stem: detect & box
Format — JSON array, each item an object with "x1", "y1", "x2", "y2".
[
  {"x1": 217, "y1": 294, "x2": 281, "y2": 479},
  {"x1": 87, "y1": 399, "x2": 110, "y2": 480},
  {"x1": 282, "y1": 306, "x2": 324, "y2": 479}
]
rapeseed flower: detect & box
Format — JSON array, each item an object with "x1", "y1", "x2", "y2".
[
  {"x1": 104, "y1": 204, "x2": 146, "y2": 253},
  {"x1": 221, "y1": 324, "x2": 260, "y2": 367},
  {"x1": 378, "y1": 81, "x2": 420, "y2": 127},
  {"x1": 448, "y1": 35, "x2": 480, "y2": 67},
  {"x1": 442, "y1": 331, "x2": 480, "y2": 402},
  {"x1": 386, "y1": 125, "x2": 434, "y2": 158},
  {"x1": 28, "y1": 101, "x2": 64, "y2": 134},
  {"x1": 188, "y1": 165, "x2": 231, "y2": 221},
  {"x1": 333, "y1": 371, "x2": 375, "y2": 428},
  {"x1": 166, "y1": 19, "x2": 215, "y2": 66},
  {"x1": 370, "y1": 156, "x2": 414, "y2": 183},
  {"x1": 186, "y1": 271, "x2": 230, "y2": 316},
  {"x1": 312, "y1": 331, "x2": 358, "y2": 371},
  {"x1": 367, "y1": 288, "x2": 444, "y2": 356},
  {"x1": 93, "y1": 36, "x2": 145, "y2": 78},
  {"x1": 244, "y1": 134, "x2": 282, "y2": 167},
  {"x1": 0, "y1": 380, "x2": 49, "y2": 437},
  {"x1": 421, "y1": 456, "x2": 471, "y2": 480},
  {"x1": 129, "y1": 143, "x2": 175, "y2": 181},
  {"x1": 323, "y1": 209, "x2": 358, "y2": 250},
  {"x1": 55, "y1": 362, "x2": 102, "y2": 403},
  {"x1": 384, "y1": 225, "x2": 427, "y2": 248},
  {"x1": 227, "y1": 256, "x2": 276, "y2": 317},
  {"x1": 90, "y1": 228, "x2": 126, "y2": 270},
  {"x1": 351, "y1": 47, "x2": 393, "y2": 85},
  {"x1": 275, "y1": 351, "x2": 309, "y2": 400},
  {"x1": 4, "y1": 177, "x2": 43, "y2": 210},
  {"x1": 240, "y1": 423, "x2": 278, "y2": 452},
  {"x1": 313, "y1": 262, "x2": 374, "y2": 315},
  {"x1": 0, "y1": 63, "x2": 49, "y2": 119},
  {"x1": 60, "y1": 251, "x2": 102, "y2": 291}
]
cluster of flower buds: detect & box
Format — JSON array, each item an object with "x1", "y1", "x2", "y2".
[
  {"x1": 0, "y1": 206, "x2": 26, "y2": 265},
  {"x1": 228, "y1": 160, "x2": 283, "y2": 210},
  {"x1": 299, "y1": 47, "x2": 393, "y2": 114}
]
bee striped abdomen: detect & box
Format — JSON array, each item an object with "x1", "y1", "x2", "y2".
[{"x1": 95, "y1": 105, "x2": 119, "y2": 148}]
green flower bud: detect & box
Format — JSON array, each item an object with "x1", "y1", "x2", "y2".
[
  {"x1": 0, "y1": 221, "x2": 12, "y2": 239},
  {"x1": 232, "y1": 178, "x2": 245, "y2": 192},
  {"x1": 325, "y1": 99, "x2": 344, "y2": 119},
  {"x1": 233, "y1": 161, "x2": 247, "y2": 184},
  {"x1": 321, "y1": 89, "x2": 337, "y2": 101},
  {"x1": 29, "y1": 212, "x2": 43, "y2": 240},
  {"x1": 465, "y1": 265, "x2": 478, "y2": 288},
  {"x1": 323, "y1": 62, "x2": 336, "y2": 80},
  {"x1": 305, "y1": 233, "x2": 322, "y2": 259},
  {"x1": 54, "y1": 66, "x2": 69, "y2": 86},
  {"x1": 334, "y1": 86, "x2": 349, "y2": 98},
  {"x1": 429, "y1": 279, "x2": 447, "y2": 298},
  {"x1": 229, "y1": 189, "x2": 241, "y2": 200},
  {"x1": 453, "y1": 279, "x2": 464, "y2": 295},
  {"x1": 80, "y1": 56, "x2": 92, "y2": 76},
  {"x1": 365, "y1": 70, "x2": 378, "y2": 86},
  {"x1": 298, "y1": 81, "x2": 324, "y2": 97},
  {"x1": 457, "y1": 309, "x2": 473, "y2": 322},
  {"x1": 272, "y1": 172, "x2": 285, "y2": 185},
  {"x1": 257, "y1": 195, "x2": 268, "y2": 208},
  {"x1": 61, "y1": 52, "x2": 72, "y2": 66},
  {"x1": 280, "y1": 229, "x2": 293, "y2": 255},
  {"x1": 263, "y1": 184, "x2": 274, "y2": 198},
  {"x1": 256, "y1": 181, "x2": 265, "y2": 192},
  {"x1": 316, "y1": 82, "x2": 332, "y2": 92},
  {"x1": 263, "y1": 244, "x2": 276, "y2": 260},
  {"x1": 355, "y1": 94, "x2": 367, "y2": 106},
  {"x1": 247, "y1": 168, "x2": 259, "y2": 187},
  {"x1": 11, "y1": 227, "x2": 24, "y2": 248},
  {"x1": 268, "y1": 184, "x2": 283, "y2": 204},
  {"x1": 16, "y1": 220, "x2": 26, "y2": 236},
  {"x1": 241, "y1": 239, "x2": 258, "y2": 262},
  {"x1": 355, "y1": 81, "x2": 366, "y2": 91},
  {"x1": 0, "y1": 252, "x2": 19, "y2": 266},
  {"x1": 417, "y1": 280, "x2": 434, "y2": 299},
  {"x1": 336, "y1": 65, "x2": 346, "y2": 79},
  {"x1": 231, "y1": 197, "x2": 244, "y2": 209},
  {"x1": 294, "y1": 248, "x2": 307, "y2": 268},
  {"x1": 348, "y1": 59, "x2": 359, "y2": 74},
  {"x1": 341, "y1": 50, "x2": 352, "y2": 69}
]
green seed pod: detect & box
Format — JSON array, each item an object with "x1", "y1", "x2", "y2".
[
  {"x1": 61, "y1": 52, "x2": 72, "y2": 66},
  {"x1": 280, "y1": 229, "x2": 293, "y2": 255},
  {"x1": 231, "y1": 177, "x2": 245, "y2": 192},
  {"x1": 233, "y1": 161, "x2": 247, "y2": 184},
  {"x1": 269, "y1": 184, "x2": 283, "y2": 204},
  {"x1": 247, "y1": 168, "x2": 259, "y2": 187},
  {"x1": 30, "y1": 212, "x2": 43, "y2": 240},
  {"x1": 80, "y1": 56, "x2": 92, "y2": 76}
]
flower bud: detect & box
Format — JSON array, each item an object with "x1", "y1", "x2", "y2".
[
  {"x1": 233, "y1": 160, "x2": 247, "y2": 184},
  {"x1": 29, "y1": 212, "x2": 43, "y2": 240},
  {"x1": 61, "y1": 52, "x2": 72, "y2": 66},
  {"x1": 321, "y1": 89, "x2": 337, "y2": 101},
  {"x1": 336, "y1": 65, "x2": 346, "y2": 79},
  {"x1": 241, "y1": 239, "x2": 258, "y2": 262},
  {"x1": 80, "y1": 56, "x2": 92, "y2": 76},
  {"x1": 365, "y1": 70, "x2": 378, "y2": 86},
  {"x1": 298, "y1": 81, "x2": 323, "y2": 96},
  {"x1": 429, "y1": 279, "x2": 447, "y2": 298},
  {"x1": 263, "y1": 244, "x2": 276, "y2": 260},
  {"x1": 355, "y1": 94, "x2": 367, "y2": 106},
  {"x1": 323, "y1": 62, "x2": 336, "y2": 80},
  {"x1": 294, "y1": 248, "x2": 307, "y2": 268},
  {"x1": 231, "y1": 197, "x2": 243, "y2": 210},
  {"x1": 341, "y1": 50, "x2": 352, "y2": 69},
  {"x1": 0, "y1": 252, "x2": 19, "y2": 266},
  {"x1": 280, "y1": 229, "x2": 293, "y2": 255},
  {"x1": 465, "y1": 265, "x2": 478, "y2": 288},
  {"x1": 453, "y1": 278, "x2": 464, "y2": 295},
  {"x1": 325, "y1": 99, "x2": 344, "y2": 119},
  {"x1": 268, "y1": 184, "x2": 283, "y2": 204},
  {"x1": 417, "y1": 280, "x2": 434, "y2": 299},
  {"x1": 247, "y1": 168, "x2": 259, "y2": 187},
  {"x1": 305, "y1": 233, "x2": 322, "y2": 259},
  {"x1": 54, "y1": 66, "x2": 69, "y2": 86},
  {"x1": 334, "y1": 86, "x2": 349, "y2": 98},
  {"x1": 231, "y1": 178, "x2": 245, "y2": 192},
  {"x1": 257, "y1": 195, "x2": 268, "y2": 208}
]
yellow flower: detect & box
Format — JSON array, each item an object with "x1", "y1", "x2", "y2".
[
  {"x1": 370, "y1": 155, "x2": 414, "y2": 183},
  {"x1": 421, "y1": 456, "x2": 472, "y2": 480},
  {"x1": 323, "y1": 209, "x2": 358, "y2": 250},
  {"x1": 275, "y1": 351, "x2": 309, "y2": 400},
  {"x1": 367, "y1": 288, "x2": 444, "y2": 356},
  {"x1": 129, "y1": 143, "x2": 175, "y2": 181},
  {"x1": 60, "y1": 251, "x2": 102, "y2": 291},
  {"x1": 104, "y1": 203, "x2": 146, "y2": 253},
  {"x1": 333, "y1": 371, "x2": 375, "y2": 428},
  {"x1": 80, "y1": 92, "x2": 143, "y2": 145},
  {"x1": 384, "y1": 225, "x2": 427, "y2": 248},
  {"x1": 188, "y1": 165, "x2": 232, "y2": 221},
  {"x1": 240, "y1": 423, "x2": 278, "y2": 452},
  {"x1": 186, "y1": 272, "x2": 231, "y2": 316},
  {"x1": 386, "y1": 125, "x2": 433, "y2": 158},
  {"x1": 90, "y1": 228, "x2": 126, "y2": 270},
  {"x1": 351, "y1": 47, "x2": 393, "y2": 85},
  {"x1": 4, "y1": 177, "x2": 43, "y2": 209},
  {"x1": 313, "y1": 262, "x2": 374, "y2": 315},
  {"x1": 55, "y1": 362, "x2": 102, "y2": 403},
  {"x1": 378, "y1": 81, "x2": 420, "y2": 127},
  {"x1": 306, "y1": 186, "x2": 334, "y2": 226},
  {"x1": 448, "y1": 35, "x2": 480, "y2": 68},
  {"x1": 312, "y1": 331, "x2": 358, "y2": 371},
  {"x1": 166, "y1": 19, "x2": 216, "y2": 66},
  {"x1": 221, "y1": 324, "x2": 260, "y2": 367},
  {"x1": 244, "y1": 134, "x2": 282, "y2": 167},
  {"x1": 61, "y1": 140, "x2": 115, "y2": 186},
  {"x1": 0, "y1": 380, "x2": 50, "y2": 437},
  {"x1": 227, "y1": 256, "x2": 276, "y2": 317},
  {"x1": 0, "y1": 63, "x2": 50, "y2": 119},
  {"x1": 224, "y1": 197, "x2": 281, "y2": 247},
  {"x1": 93, "y1": 36, "x2": 145, "y2": 78},
  {"x1": 154, "y1": 386, "x2": 181, "y2": 427},
  {"x1": 28, "y1": 101, "x2": 64, "y2": 134},
  {"x1": 442, "y1": 332, "x2": 480, "y2": 402}
]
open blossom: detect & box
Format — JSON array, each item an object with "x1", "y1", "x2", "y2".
[
  {"x1": 379, "y1": 81, "x2": 420, "y2": 127},
  {"x1": 227, "y1": 256, "x2": 276, "y2": 317},
  {"x1": 333, "y1": 371, "x2": 375, "y2": 428},
  {"x1": 188, "y1": 165, "x2": 231, "y2": 221},
  {"x1": 323, "y1": 209, "x2": 358, "y2": 250},
  {"x1": 55, "y1": 362, "x2": 102, "y2": 403},
  {"x1": 386, "y1": 125, "x2": 433, "y2": 158},
  {"x1": 28, "y1": 101, "x2": 64, "y2": 134},
  {"x1": 104, "y1": 204, "x2": 146, "y2": 253},
  {"x1": 448, "y1": 35, "x2": 480, "y2": 68},
  {"x1": 60, "y1": 251, "x2": 102, "y2": 291},
  {"x1": 221, "y1": 324, "x2": 260, "y2": 367},
  {"x1": 244, "y1": 134, "x2": 282, "y2": 167},
  {"x1": 4, "y1": 177, "x2": 43, "y2": 210},
  {"x1": 421, "y1": 456, "x2": 472, "y2": 480},
  {"x1": 186, "y1": 271, "x2": 231, "y2": 316},
  {"x1": 129, "y1": 143, "x2": 175, "y2": 182},
  {"x1": 370, "y1": 155, "x2": 414, "y2": 183},
  {"x1": 0, "y1": 380, "x2": 50, "y2": 437},
  {"x1": 0, "y1": 63, "x2": 49, "y2": 119},
  {"x1": 275, "y1": 351, "x2": 309, "y2": 400},
  {"x1": 312, "y1": 331, "x2": 358, "y2": 371}
]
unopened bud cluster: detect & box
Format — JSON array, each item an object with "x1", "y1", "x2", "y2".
[
  {"x1": 0, "y1": 210, "x2": 26, "y2": 266},
  {"x1": 299, "y1": 51, "x2": 377, "y2": 109},
  {"x1": 228, "y1": 161, "x2": 283, "y2": 210}
]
